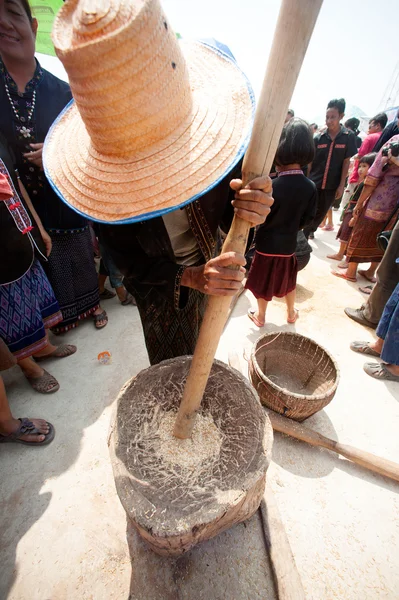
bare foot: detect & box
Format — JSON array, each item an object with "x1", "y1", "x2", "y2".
[
  {"x1": 0, "y1": 417, "x2": 49, "y2": 443},
  {"x1": 368, "y1": 338, "x2": 384, "y2": 353},
  {"x1": 327, "y1": 253, "x2": 344, "y2": 261},
  {"x1": 19, "y1": 358, "x2": 44, "y2": 379}
]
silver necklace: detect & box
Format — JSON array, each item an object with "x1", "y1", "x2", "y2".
[{"x1": 4, "y1": 81, "x2": 36, "y2": 124}]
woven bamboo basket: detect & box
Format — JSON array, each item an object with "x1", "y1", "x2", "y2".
[
  {"x1": 249, "y1": 332, "x2": 339, "y2": 421},
  {"x1": 109, "y1": 357, "x2": 273, "y2": 556}
]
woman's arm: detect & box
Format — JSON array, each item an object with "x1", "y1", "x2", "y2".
[{"x1": 17, "y1": 177, "x2": 52, "y2": 256}]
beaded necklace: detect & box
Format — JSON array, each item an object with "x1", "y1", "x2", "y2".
[{"x1": 4, "y1": 81, "x2": 36, "y2": 138}]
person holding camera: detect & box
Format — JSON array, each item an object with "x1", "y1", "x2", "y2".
[{"x1": 332, "y1": 137, "x2": 399, "y2": 283}]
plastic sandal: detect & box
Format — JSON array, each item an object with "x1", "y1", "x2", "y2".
[
  {"x1": 247, "y1": 309, "x2": 265, "y2": 328},
  {"x1": 25, "y1": 369, "x2": 60, "y2": 394},
  {"x1": 363, "y1": 362, "x2": 399, "y2": 382},
  {"x1": 331, "y1": 270, "x2": 357, "y2": 283},
  {"x1": 359, "y1": 285, "x2": 373, "y2": 295},
  {"x1": 350, "y1": 341, "x2": 380, "y2": 357},
  {"x1": 93, "y1": 310, "x2": 108, "y2": 329},
  {"x1": 99, "y1": 288, "x2": 116, "y2": 300},
  {"x1": 0, "y1": 418, "x2": 55, "y2": 446},
  {"x1": 34, "y1": 344, "x2": 77, "y2": 362},
  {"x1": 287, "y1": 309, "x2": 299, "y2": 324},
  {"x1": 121, "y1": 293, "x2": 136, "y2": 306}
]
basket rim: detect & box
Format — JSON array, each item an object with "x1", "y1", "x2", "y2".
[{"x1": 250, "y1": 331, "x2": 340, "y2": 401}]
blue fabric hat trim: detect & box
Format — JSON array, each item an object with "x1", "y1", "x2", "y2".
[{"x1": 43, "y1": 39, "x2": 255, "y2": 225}]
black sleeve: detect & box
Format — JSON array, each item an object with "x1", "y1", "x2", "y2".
[
  {"x1": 345, "y1": 132, "x2": 358, "y2": 158},
  {"x1": 373, "y1": 123, "x2": 398, "y2": 153},
  {"x1": 299, "y1": 186, "x2": 318, "y2": 229},
  {"x1": 99, "y1": 222, "x2": 188, "y2": 310}
]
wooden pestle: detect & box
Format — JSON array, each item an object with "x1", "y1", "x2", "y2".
[{"x1": 174, "y1": 0, "x2": 324, "y2": 439}]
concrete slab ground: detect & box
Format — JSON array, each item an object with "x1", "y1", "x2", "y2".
[{"x1": 1, "y1": 220, "x2": 398, "y2": 600}]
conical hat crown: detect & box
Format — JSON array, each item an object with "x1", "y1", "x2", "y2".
[
  {"x1": 52, "y1": 0, "x2": 192, "y2": 156},
  {"x1": 44, "y1": 0, "x2": 255, "y2": 223}
]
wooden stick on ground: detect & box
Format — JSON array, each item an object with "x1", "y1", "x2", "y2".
[
  {"x1": 228, "y1": 351, "x2": 306, "y2": 600},
  {"x1": 267, "y1": 410, "x2": 399, "y2": 484},
  {"x1": 174, "y1": 0, "x2": 324, "y2": 439}
]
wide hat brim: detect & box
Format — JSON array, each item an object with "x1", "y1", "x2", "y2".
[{"x1": 43, "y1": 40, "x2": 255, "y2": 224}]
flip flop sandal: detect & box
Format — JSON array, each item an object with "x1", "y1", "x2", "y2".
[
  {"x1": 0, "y1": 418, "x2": 55, "y2": 446},
  {"x1": 337, "y1": 261, "x2": 349, "y2": 269},
  {"x1": 359, "y1": 285, "x2": 373, "y2": 295},
  {"x1": 34, "y1": 344, "x2": 77, "y2": 362},
  {"x1": 322, "y1": 225, "x2": 334, "y2": 231},
  {"x1": 99, "y1": 288, "x2": 116, "y2": 300},
  {"x1": 287, "y1": 309, "x2": 299, "y2": 324},
  {"x1": 121, "y1": 293, "x2": 136, "y2": 306},
  {"x1": 358, "y1": 270, "x2": 377, "y2": 283},
  {"x1": 247, "y1": 309, "x2": 264, "y2": 328},
  {"x1": 350, "y1": 341, "x2": 380, "y2": 357},
  {"x1": 93, "y1": 310, "x2": 108, "y2": 330},
  {"x1": 26, "y1": 369, "x2": 60, "y2": 394},
  {"x1": 363, "y1": 362, "x2": 399, "y2": 382},
  {"x1": 332, "y1": 270, "x2": 357, "y2": 282}
]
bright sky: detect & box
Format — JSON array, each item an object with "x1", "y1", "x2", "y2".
[
  {"x1": 39, "y1": 0, "x2": 399, "y2": 125},
  {"x1": 162, "y1": 0, "x2": 399, "y2": 123}
]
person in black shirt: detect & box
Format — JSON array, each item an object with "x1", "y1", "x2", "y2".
[
  {"x1": 304, "y1": 98, "x2": 358, "y2": 238},
  {"x1": 246, "y1": 118, "x2": 317, "y2": 327},
  {"x1": 345, "y1": 117, "x2": 362, "y2": 150},
  {"x1": 373, "y1": 111, "x2": 399, "y2": 153}
]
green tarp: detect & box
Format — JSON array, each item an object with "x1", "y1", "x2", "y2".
[{"x1": 30, "y1": 0, "x2": 63, "y2": 56}]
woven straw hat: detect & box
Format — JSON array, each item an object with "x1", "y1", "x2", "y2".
[{"x1": 43, "y1": 0, "x2": 254, "y2": 224}]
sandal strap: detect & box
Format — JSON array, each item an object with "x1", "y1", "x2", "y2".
[
  {"x1": 27, "y1": 369, "x2": 59, "y2": 393},
  {"x1": 93, "y1": 310, "x2": 108, "y2": 322},
  {"x1": 0, "y1": 418, "x2": 36, "y2": 441}
]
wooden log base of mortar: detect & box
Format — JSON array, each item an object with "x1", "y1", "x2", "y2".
[
  {"x1": 109, "y1": 357, "x2": 273, "y2": 556},
  {"x1": 228, "y1": 351, "x2": 306, "y2": 600}
]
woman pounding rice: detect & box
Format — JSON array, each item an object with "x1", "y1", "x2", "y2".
[
  {"x1": 42, "y1": 0, "x2": 274, "y2": 366},
  {"x1": 0, "y1": 0, "x2": 107, "y2": 332},
  {"x1": 332, "y1": 137, "x2": 399, "y2": 283}
]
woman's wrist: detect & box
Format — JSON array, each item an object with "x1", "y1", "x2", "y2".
[{"x1": 180, "y1": 265, "x2": 203, "y2": 290}]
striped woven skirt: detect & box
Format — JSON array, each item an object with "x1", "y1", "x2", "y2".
[
  {"x1": 44, "y1": 227, "x2": 100, "y2": 333},
  {"x1": 0, "y1": 259, "x2": 62, "y2": 360},
  {"x1": 133, "y1": 286, "x2": 207, "y2": 366},
  {"x1": 346, "y1": 208, "x2": 384, "y2": 264}
]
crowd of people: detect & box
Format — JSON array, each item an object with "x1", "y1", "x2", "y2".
[{"x1": 0, "y1": 0, "x2": 398, "y2": 447}]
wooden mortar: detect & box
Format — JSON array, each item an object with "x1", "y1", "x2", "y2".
[{"x1": 109, "y1": 357, "x2": 273, "y2": 556}]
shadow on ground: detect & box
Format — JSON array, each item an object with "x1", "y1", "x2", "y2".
[
  {"x1": 126, "y1": 510, "x2": 277, "y2": 600},
  {"x1": 0, "y1": 302, "x2": 146, "y2": 599}
]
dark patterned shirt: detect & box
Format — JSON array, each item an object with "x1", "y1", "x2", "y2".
[
  {"x1": 0, "y1": 58, "x2": 86, "y2": 230},
  {"x1": 310, "y1": 126, "x2": 357, "y2": 191}
]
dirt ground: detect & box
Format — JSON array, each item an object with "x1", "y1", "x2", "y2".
[{"x1": 1, "y1": 218, "x2": 398, "y2": 600}]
